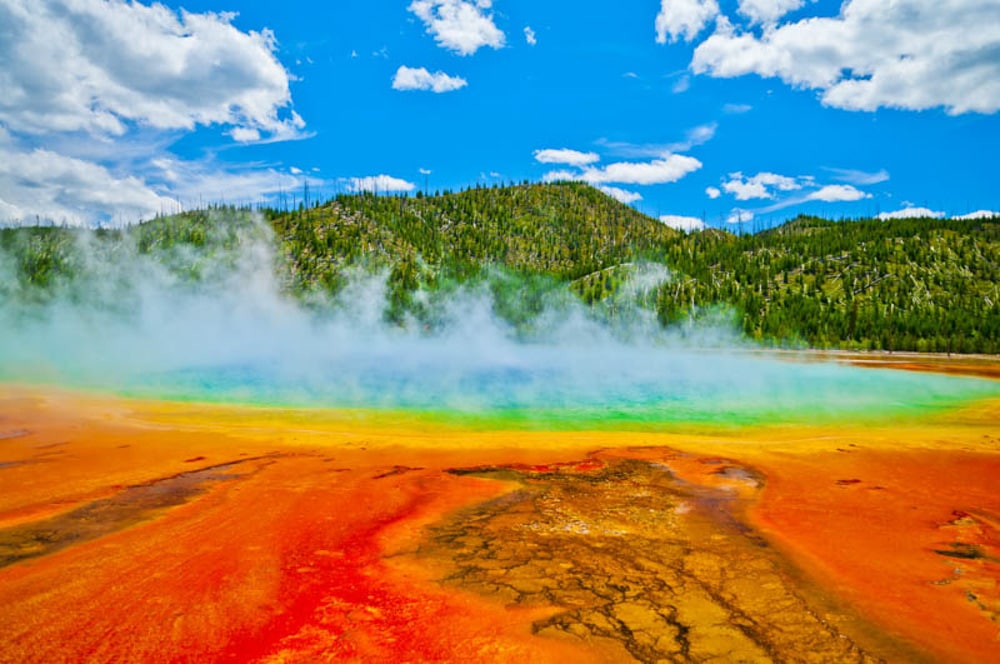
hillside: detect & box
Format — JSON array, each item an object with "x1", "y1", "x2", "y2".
[
  {"x1": 1, "y1": 182, "x2": 998, "y2": 353},
  {"x1": 268, "y1": 182, "x2": 678, "y2": 289},
  {"x1": 659, "y1": 214, "x2": 1000, "y2": 353}
]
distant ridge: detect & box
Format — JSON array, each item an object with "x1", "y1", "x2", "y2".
[{"x1": 1, "y1": 183, "x2": 997, "y2": 353}]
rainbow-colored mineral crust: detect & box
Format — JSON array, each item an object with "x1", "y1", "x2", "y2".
[{"x1": 0, "y1": 373, "x2": 997, "y2": 663}]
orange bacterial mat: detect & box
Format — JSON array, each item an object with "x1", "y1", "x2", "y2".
[{"x1": 0, "y1": 380, "x2": 997, "y2": 663}]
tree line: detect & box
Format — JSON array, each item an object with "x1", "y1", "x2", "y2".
[{"x1": 2, "y1": 184, "x2": 997, "y2": 353}]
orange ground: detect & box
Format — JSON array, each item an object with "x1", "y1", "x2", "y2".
[
  {"x1": 750, "y1": 447, "x2": 1000, "y2": 663},
  {"x1": 0, "y1": 381, "x2": 998, "y2": 662}
]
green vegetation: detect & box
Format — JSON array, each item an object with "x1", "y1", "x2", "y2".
[
  {"x1": 2, "y1": 183, "x2": 998, "y2": 353},
  {"x1": 658, "y1": 215, "x2": 1000, "y2": 353}
]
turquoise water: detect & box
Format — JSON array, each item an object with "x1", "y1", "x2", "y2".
[
  {"x1": 104, "y1": 350, "x2": 999, "y2": 429},
  {"x1": 1, "y1": 239, "x2": 995, "y2": 429}
]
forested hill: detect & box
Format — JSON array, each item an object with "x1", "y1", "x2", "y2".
[
  {"x1": 2, "y1": 182, "x2": 998, "y2": 353},
  {"x1": 268, "y1": 182, "x2": 679, "y2": 289}
]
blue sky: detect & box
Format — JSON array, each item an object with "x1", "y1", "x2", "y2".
[{"x1": 1, "y1": 0, "x2": 998, "y2": 230}]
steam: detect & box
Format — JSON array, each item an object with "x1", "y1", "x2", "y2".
[{"x1": 0, "y1": 211, "x2": 995, "y2": 425}]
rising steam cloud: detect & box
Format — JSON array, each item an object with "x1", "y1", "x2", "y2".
[{"x1": 0, "y1": 212, "x2": 994, "y2": 425}]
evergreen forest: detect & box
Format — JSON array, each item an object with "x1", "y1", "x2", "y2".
[{"x1": 2, "y1": 182, "x2": 998, "y2": 354}]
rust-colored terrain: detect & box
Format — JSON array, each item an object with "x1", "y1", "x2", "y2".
[{"x1": 0, "y1": 370, "x2": 997, "y2": 662}]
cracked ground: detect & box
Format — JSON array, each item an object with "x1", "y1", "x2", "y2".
[{"x1": 419, "y1": 452, "x2": 918, "y2": 663}]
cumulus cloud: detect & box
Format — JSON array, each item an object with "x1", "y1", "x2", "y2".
[
  {"x1": 0, "y1": 143, "x2": 177, "y2": 226},
  {"x1": 806, "y1": 184, "x2": 871, "y2": 202},
  {"x1": 723, "y1": 179, "x2": 768, "y2": 201},
  {"x1": 0, "y1": 0, "x2": 303, "y2": 139},
  {"x1": 524, "y1": 26, "x2": 537, "y2": 46},
  {"x1": 0, "y1": 134, "x2": 323, "y2": 227},
  {"x1": 533, "y1": 148, "x2": 600, "y2": 166},
  {"x1": 408, "y1": 0, "x2": 505, "y2": 56},
  {"x1": 691, "y1": 0, "x2": 1000, "y2": 114},
  {"x1": 392, "y1": 66, "x2": 468, "y2": 93},
  {"x1": 598, "y1": 186, "x2": 643, "y2": 204},
  {"x1": 540, "y1": 170, "x2": 578, "y2": 183},
  {"x1": 655, "y1": 0, "x2": 720, "y2": 44},
  {"x1": 878, "y1": 207, "x2": 945, "y2": 220},
  {"x1": 722, "y1": 171, "x2": 800, "y2": 200},
  {"x1": 711, "y1": 169, "x2": 877, "y2": 213},
  {"x1": 566, "y1": 155, "x2": 704, "y2": 186},
  {"x1": 347, "y1": 175, "x2": 416, "y2": 193},
  {"x1": 0, "y1": 0, "x2": 316, "y2": 226},
  {"x1": 737, "y1": 0, "x2": 802, "y2": 25},
  {"x1": 952, "y1": 210, "x2": 999, "y2": 220},
  {"x1": 660, "y1": 214, "x2": 706, "y2": 232},
  {"x1": 148, "y1": 155, "x2": 317, "y2": 207}
]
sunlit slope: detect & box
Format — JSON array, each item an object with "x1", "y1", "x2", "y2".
[
  {"x1": 3, "y1": 182, "x2": 998, "y2": 352},
  {"x1": 271, "y1": 181, "x2": 679, "y2": 285}
]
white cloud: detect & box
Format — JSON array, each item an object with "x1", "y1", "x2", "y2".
[
  {"x1": 524, "y1": 26, "x2": 537, "y2": 46},
  {"x1": 392, "y1": 66, "x2": 468, "y2": 93},
  {"x1": 149, "y1": 156, "x2": 316, "y2": 207},
  {"x1": 679, "y1": 123, "x2": 717, "y2": 150},
  {"x1": 711, "y1": 168, "x2": 881, "y2": 214},
  {"x1": 691, "y1": 1, "x2": 1000, "y2": 114},
  {"x1": 806, "y1": 184, "x2": 870, "y2": 202},
  {"x1": 578, "y1": 155, "x2": 703, "y2": 186},
  {"x1": 596, "y1": 123, "x2": 717, "y2": 159},
  {"x1": 952, "y1": 210, "x2": 999, "y2": 220},
  {"x1": 543, "y1": 154, "x2": 702, "y2": 187},
  {"x1": 533, "y1": 148, "x2": 600, "y2": 166},
  {"x1": 229, "y1": 127, "x2": 261, "y2": 143},
  {"x1": 722, "y1": 171, "x2": 801, "y2": 200},
  {"x1": 0, "y1": 144, "x2": 177, "y2": 226},
  {"x1": 347, "y1": 175, "x2": 416, "y2": 193},
  {"x1": 737, "y1": 0, "x2": 803, "y2": 25},
  {"x1": 655, "y1": 0, "x2": 720, "y2": 44},
  {"x1": 724, "y1": 179, "x2": 769, "y2": 200},
  {"x1": 419, "y1": 168, "x2": 433, "y2": 175},
  {"x1": 598, "y1": 186, "x2": 643, "y2": 204},
  {"x1": 0, "y1": 0, "x2": 323, "y2": 227},
  {"x1": 540, "y1": 170, "x2": 579, "y2": 183},
  {"x1": 878, "y1": 207, "x2": 945, "y2": 220},
  {"x1": 672, "y1": 75, "x2": 691, "y2": 94},
  {"x1": 825, "y1": 167, "x2": 890, "y2": 186},
  {"x1": 0, "y1": 0, "x2": 303, "y2": 139},
  {"x1": 727, "y1": 208, "x2": 754, "y2": 224},
  {"x1": 722, "y1": 103, "x2": 752, "y2": 114},
  {"x1": 408, "y1": 0, "x2": 505, "y2": 56},
  {"x1": 660, "y1": 214, "x2": 706, "y2": 232},
  {"x1": 5, "y1": 147, "x2": 318, "y2": 228}
]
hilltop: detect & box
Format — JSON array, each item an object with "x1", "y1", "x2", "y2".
[
  {"x1": 1, "y1": 182, "x2": 997, "y2": 353},
  {"x1": 268, "y1": 181, "x2": 678, "y2": 286}
]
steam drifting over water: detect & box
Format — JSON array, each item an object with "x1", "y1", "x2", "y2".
[{"x1": 1, "y1": 212, "x2": 996, "y2": 426}]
